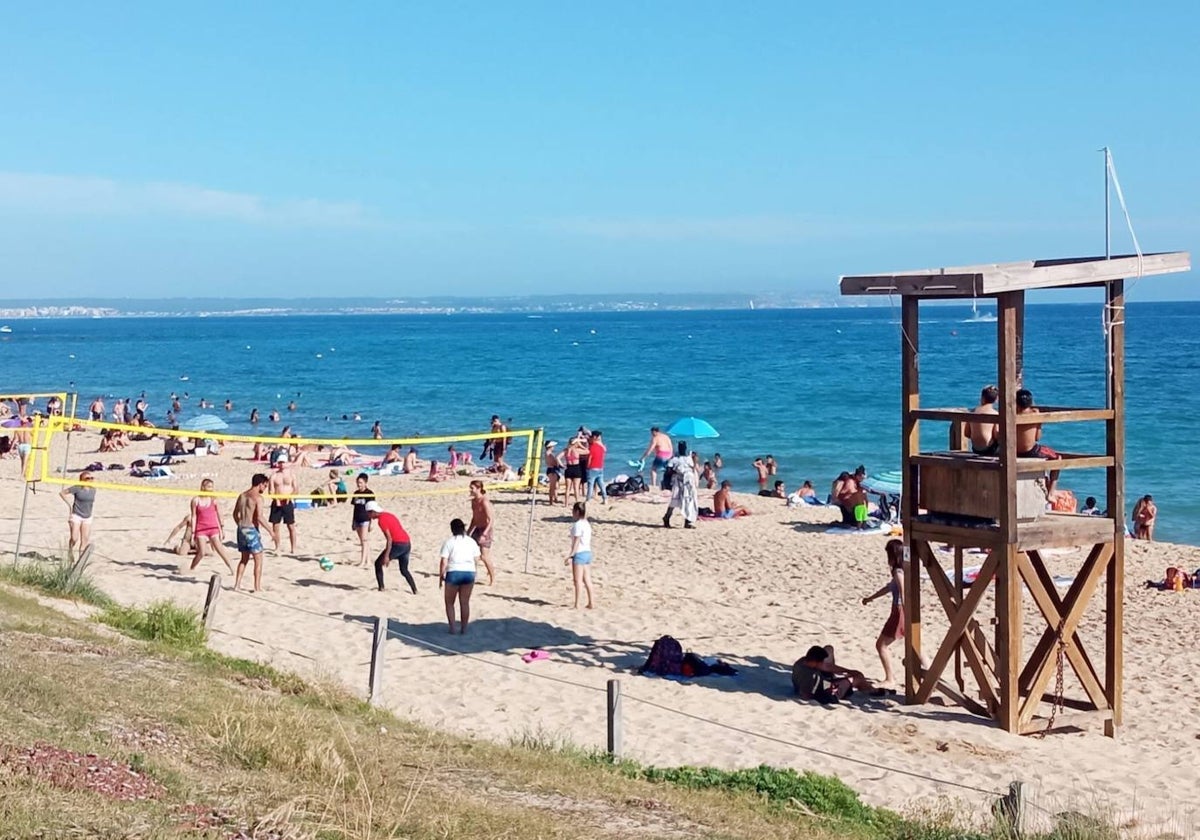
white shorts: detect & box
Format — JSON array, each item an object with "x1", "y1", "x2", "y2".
[{"x1": 69, "y1": 514, "x2": 92, "y2": 525}]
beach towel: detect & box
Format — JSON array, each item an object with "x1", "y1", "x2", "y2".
[{"x1": 824, "y1": 521, "x2": 886, "y2": 535}]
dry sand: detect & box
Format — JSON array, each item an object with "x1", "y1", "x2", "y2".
[{"x1": 2, "y1": 433, "x2": 1198, "y2": 835}]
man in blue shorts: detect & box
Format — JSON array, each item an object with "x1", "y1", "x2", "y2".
[{"x1": 233, "y1": 473, "x2": 269, "y2": 592}]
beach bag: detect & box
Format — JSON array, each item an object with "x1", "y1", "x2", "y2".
[
  {"x1": 639, "y1": 635, "x2": 683, "y2": 676},
  {"x1": 680, "y1": 651, "x2": 712, "y2": 678},
  {"x1": 661, "y1": 466, "x2": 675, "y2": 492},
  {"x1": 1050, "y1": 490, "x2": 1077, "y2": 513},
  {"x1": 1165, "y1": 567, "x2": 1192, "y2": 591},
  {"x1": 623, "y1": 474, "x2": 647, "y2": 495}
]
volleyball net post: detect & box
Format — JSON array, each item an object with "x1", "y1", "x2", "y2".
[
  {"x1": 13, "y1": 417, "x2": 53, "y2": 565},
  {"x1": 523, "y1": 428, "x2": 545, "y2": 574}
]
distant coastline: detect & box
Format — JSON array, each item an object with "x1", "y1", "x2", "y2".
[{"x1": 0, "y1": 293, "x2": 846, "y2": 319}]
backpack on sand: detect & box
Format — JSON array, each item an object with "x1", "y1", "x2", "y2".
[{"x1": 640, "y1": 635, "x2": 684, "y2": 676}]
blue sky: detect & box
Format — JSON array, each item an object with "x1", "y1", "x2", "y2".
[{"x1": 1, "y1": 2, "x2": 1196, "y2": 299}]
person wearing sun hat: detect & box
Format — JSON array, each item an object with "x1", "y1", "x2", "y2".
[
  {"x1": 365, "y1": 501, "x2": 415, "y2": 594},
  {"x1": 544, "y1": 440, "x2": 563, "y2": 505},
  {"x1": 60, "y1": 470, "x2": 97, "y2": 559}
]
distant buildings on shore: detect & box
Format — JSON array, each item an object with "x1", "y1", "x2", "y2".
[{"x1": 0, "y1": 294, "x2": 840, "y2": 319}]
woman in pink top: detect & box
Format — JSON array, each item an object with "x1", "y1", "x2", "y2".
[{"x1": 189, "y1": 478, "x2": 232, "y2": 572}]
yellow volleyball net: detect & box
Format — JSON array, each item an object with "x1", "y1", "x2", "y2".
[{"x1": 25, "y1": 415, "x2": 544, "y2": 502}]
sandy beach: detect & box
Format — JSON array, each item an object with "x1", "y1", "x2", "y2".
[{"x1": 3, "y1": 432, "x2": 1199, "y2": 835}]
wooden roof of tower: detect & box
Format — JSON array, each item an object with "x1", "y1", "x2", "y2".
[{"x1": 840, "y1": 252, "x2": 1190, "y2": 298}]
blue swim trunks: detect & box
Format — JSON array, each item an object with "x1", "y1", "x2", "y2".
[
  {"x1": 237, "y1": 526, "x2": 263, "y2": 553},
  {"x1": 572, "y1": 550, "x2": 593, "y2": 565}
]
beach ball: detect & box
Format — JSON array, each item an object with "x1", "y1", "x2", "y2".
[{"x1": 319, "y1": 557, "x2": 334, "y2": 572}]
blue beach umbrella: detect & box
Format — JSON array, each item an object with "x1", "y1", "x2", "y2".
[
  {"x1": 862, "y1": 470, "x2": 903, "y2": 496},
  {"x1": 182, "y1": 414, "x2": 229, "y2": 433},
  {"x1": 665, "y1": 416, "x2": 720, "y2": 439}
]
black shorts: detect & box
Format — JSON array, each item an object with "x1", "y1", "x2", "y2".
[
  {"x1": 565, "y1": 464, "x2": 584, "y2": 480},
  {"x1": 269, "y1": 501, "x2": 296, "y2": 525}
]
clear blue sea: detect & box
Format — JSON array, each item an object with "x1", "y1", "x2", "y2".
[{"x1": 2, "y1": 301, "x2": 1197, "y2": 544}]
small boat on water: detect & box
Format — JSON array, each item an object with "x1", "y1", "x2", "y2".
[
  {"x1": 0, "y1": 326, "x2": 12, "y2": 333},
  {"x1": 964, "y1": 300, "x2": 997, "y2": 323}
]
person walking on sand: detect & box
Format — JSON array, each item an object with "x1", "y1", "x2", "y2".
[
  {"x1": 268, "y1": 456, "x2": 299, "y2": 554},
  {"x1": 662, "y1": 442, "x2": 698, "y2": 528},
  {"x1": 641, "y1": 426, "x2": 673, "y2": 490},
  {"x1": 440, "y1": 517, "x2": 482, "y2": 634},
  {"x1": 861, "y1": 539, "x2": 907, "y2": 688},
  {"x1": 585, "y1": 430, "x2": 608, "y2": 504},
  {"x1": 364, "y1": 501, "x2": 416, "y2": 594},
  {"x1": 564, "y1": 502, "x2": 595, "y2": 609},
  {"x1": 60, "y1": 471, "x2": 96, "y2": 558},
  {"x1": 467, "y1": 480, "x2": 496, "y2": 585},
  {"x1": 188, "y1": 479, "x2": 233, "y2": 573},
  {"x1": 233, "y1": 473, "x2": 269, "y2": 592},
  {"x1": 349, "y1": 473, "x2": 375, "y2": 567}
]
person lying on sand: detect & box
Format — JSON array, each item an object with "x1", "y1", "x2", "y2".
[{"x1": 792, "y1": 645, "x2": 884, "y2": 703}]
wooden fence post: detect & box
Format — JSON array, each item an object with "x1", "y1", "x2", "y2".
[
  {"x1": 607, "y1": 679, "x2": 622, "y2": 758},
  {"x1": 202, "y1": 574, "x2": 222, "y2": 630},
  {"x1": 994, "y1": 780, "x2": 1026, "y2": 836},
  {"x1": 369, "y1": 616, "x2": 386, "y2": 706}
]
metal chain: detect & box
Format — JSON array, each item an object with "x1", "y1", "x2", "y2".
[{"x1": 1039, "y1": 619, "x2": 1068, "y2": 737}]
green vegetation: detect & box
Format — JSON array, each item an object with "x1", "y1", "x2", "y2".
[
  {"x1": 0, "y1": 577, "x2": 1134, "y2": 840},
  {"x1": 0, "y1": 552, "x2": 113, "y2": 606},
  {"x1": 99, "y1": 599, "x2": 207, "y2": 649}
]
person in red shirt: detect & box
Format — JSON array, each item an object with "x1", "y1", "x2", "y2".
[
  {"x1": 586, "y1": 430, "x2": 608, "y2": 504},
  {"x1": 365, "y1": 501, "x2": 416, "y2": 593}
]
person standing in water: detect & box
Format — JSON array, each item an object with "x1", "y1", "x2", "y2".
[{"x1": 641, "y1": 426, "x2": 673, "y2": 490}]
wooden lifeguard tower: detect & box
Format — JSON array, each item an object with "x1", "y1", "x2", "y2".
[{"x1": 840, "y1": 252, "x2": 1190, "y2": 736}]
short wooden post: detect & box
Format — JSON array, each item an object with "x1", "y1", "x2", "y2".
[
  {"x1": 993, "y1": 780, "x2": 1026, "y2": 836},
  {"x1": 606, "y1": 679, "x2": 622, "y2": 758},
  {"x1": 368, "y1": 616, "x2": 386, "y2": 706},
  {"x1": 202, "y1": 573, "x2": 222, "y2": 630}
]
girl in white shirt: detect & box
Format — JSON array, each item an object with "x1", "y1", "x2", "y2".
[
  {"x1": 440, "y1": 517, "x2": 482, "y2": 634},
  {"x1": 564, "y1": 502, "x2": 595, "y2": 609}
]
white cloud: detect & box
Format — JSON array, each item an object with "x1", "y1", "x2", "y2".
[{"x1": 0, "y1": 171, "x2": 382, "y2": 229}]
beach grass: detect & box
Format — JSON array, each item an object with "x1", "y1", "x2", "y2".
[
  {"x1": 98, "y1": 599, "x2": 207, "y2": 649},
  {"x1": 0, "y1": 580, "x2": 1131, "y2": 840},
  {"x1": 0, "y1": 550, "x2": 113, "y2": 606}
]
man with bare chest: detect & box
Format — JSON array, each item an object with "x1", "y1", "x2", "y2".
[
  {"x1": 268, "y1": 457, "x2": 299, "y2": 554},
  {"x1": 233, "y1": 473, "x2": 269, "y2": 591}
]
